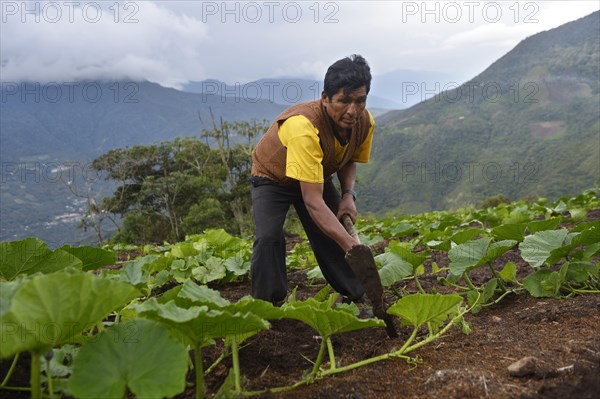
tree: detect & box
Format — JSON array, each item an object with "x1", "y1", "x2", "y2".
[
  {"x1": 86, "y1": 119, "x2": 269, "y2": 244},
  {"x1": 200, "y1": 115, "x2": 268, "y2": 236}
]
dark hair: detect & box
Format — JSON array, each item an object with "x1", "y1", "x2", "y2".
[{"x1": 323, "y1": 54, "x2": 371, "y2": 99}]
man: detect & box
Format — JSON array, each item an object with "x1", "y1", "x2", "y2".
[{"x1": 250, "y1": 54, "x2": 375, "y2": 304}]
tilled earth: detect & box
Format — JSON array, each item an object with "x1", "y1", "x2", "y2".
[{"x1": 197, "y1": 270, "x2": 600, "y2": 399}]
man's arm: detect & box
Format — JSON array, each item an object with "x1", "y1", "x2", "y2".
[
  {"x1": 300, "y1": 181, "x2": 359, "y2": 252},
  {"x1": 337, "y1": 161, "x2": 358, "y2": 222}
]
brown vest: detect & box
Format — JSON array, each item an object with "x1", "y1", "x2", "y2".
[{"x1": 251, "y1": 100, "x2": 372, "y2": 186}]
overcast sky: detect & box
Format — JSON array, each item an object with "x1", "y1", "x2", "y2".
[{"x1": 1, "y1": 1, "x2": 599, "y2": 89}]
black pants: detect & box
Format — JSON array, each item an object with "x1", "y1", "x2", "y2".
[{"x1": 250, "y1": 177, "x2": 364, "y2": 304}]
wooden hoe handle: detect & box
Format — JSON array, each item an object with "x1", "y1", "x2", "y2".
[{"x1": 341, "y1": 214, "x2": 360, "y2": 242}]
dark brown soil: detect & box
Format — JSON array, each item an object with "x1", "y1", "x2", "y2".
[{"x1": 196, "y1": 265, "x2": 600, "y2": 399}]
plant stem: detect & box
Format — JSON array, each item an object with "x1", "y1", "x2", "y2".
[
  {"x1": 404, "y1": 304, "x2": 472, "y2": 355},
  {"x1": 204, "y1": 345, "x2": 229, "y2": 376},
  {"x1": 194, "y1": 345, "x2": 204, "y2": 399},
  {"x1": 320, "y1": 351, "x2": 412, "y2": 377},
  {"x1": 30, "y1": 352, "x2": 41, "y2": 399},
  {"x1": 309, "y1": 338, "x2": 327, "y2": 380},
  {"x1": 231, "y1": 338, "x2": 242, "y2": 392},
  {"x1": 440, "y1": 279, "x2": 470, "y2": 291},
  {"x1": 45, "y1": 356, "x2": 54, "y2": 397},
  {"x1": 326, "y1": 338, "x2": 336, "y2": 370},
  {"x1": 487, "y1": 264, "x2": 507, "y2": 292},
  {"x1": 0, "y1": 386, "x2": 31, "y2": 391},
  {"x1": 1, "y1": 353, "x2": 19, "y2": 387},
  {"x1": 570, "y1": 288, "x2": 600, "y2": 294},
  {"x1": 242, "y1": 378, "x2": 311, "y2": 396},
  {"x1": 397, "y1": 327, "x2": 418, "y2": 354},
  {"x1": 319, "y1": 328, "x2": 419, "y2": 379},
  {"x1": 481, "y1": 289, "x2": 517, "y2": 307},
  {"x1": 414, "y1": 275, "x2": 426, "y2": 294},
  {"x1": 463, "y1": 274, "x2": 477, "y2": 290}
]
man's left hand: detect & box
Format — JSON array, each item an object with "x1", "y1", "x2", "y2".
[{"x1": 337, "y1": 195, "x2": 357, "y2": 223}]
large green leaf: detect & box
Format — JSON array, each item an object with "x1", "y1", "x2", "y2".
[
  {"x1": 571, "y1": 220, "x2": 600, "y2": 234},
  {"x1": 133, "y1": 299, "x2": 269, "y2": 345},
  {"x1": 223, "y1": 256, "x2": 250, "y2": 277},
  {"x1": 282, "y1": 298, "x2": 384, "y2": 338},
  {"x1": 389, "y1": 223, "x2": 416, "y2": 237},
  {"x1": 177, "y1": 280, "x2": 230, "y2": 308},
  {"x1": 202, "y1": 229, "x2": 246, "y2": 253},
  {"x1": 565, "y1": 262, "x2": 598, "y2": 283},
  {"x1": 520, "y1": 230, "x2": 569, "y2": 267},
  {"x1": 69, "y1": 319, "x2": 188, "y2": 399},
  {"x1": 547, "y1": 226, "x2": 600, "y2": 264},
  {"x1": 568, "y1": 208, "x2": 587, "y2": 222},
  {"x1": 522, "y1": 267, "x2": 567, "y2": 298},
  {"x1": 502, "y1": 207, "x2": 531, "y2": 225},
  {"x1": 0, "y1": 271, "x2": 140, "y2": 357},
  {"x1": 224, "y1": 296, "x2": 286, "y2": 321},
  {"x1": 170, "y1": 242, "x2": 199, "y2": 258},
  {"x1": 191, "y1": 256, "x2": 227, "y2": 284},
  {"x1": 122, "y1": 254, "x2": 164, "y2": 274},
  {"x1": 0, "y1": 238, "x2": 82, "y2": 280},
  {"x1": 526, "y1": 219, "x2": 561, "y2": 233},
  {"x1": 499, "y1": 262, "x2": 518, "y2": 283},
  {"x1": 451, "y1": 228, "x2": 484, "y2": 245},
  {"x1": 490, "y1": 224, "x2": 526, "y2": 242},
  {"x1": 484, "y1": 240, "x2": 517, "y2": 263},
  {"x1": 387, "y1": 241, "x2": 429, "y2": 268},
  {"x1": 426, "y1": 228, "x2": 482, "y2": 251},
  {"x1": 60, "y1": 245, "x2": 116, "y2": 271},
  {"x1": 119, "y1": 261, "x2": 150, "y2": 289},
  {"x1": 387, "y1": 293, "x2": 462, "y2": 331},
  {"x1": 376, "y1": 252, "x2": 414, "y2": 286},
  {"x1": 0, "y1": 279, "x2": 26, "y2": 316},
  {"x1": 448, "y1": 238, "x2": 490, "y2": 276},
  {"x1": 375, "y1": 241, "x2": 429, "y2": 286}
]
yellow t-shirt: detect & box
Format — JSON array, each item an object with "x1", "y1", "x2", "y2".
[{"x1": 277, "y1": 112, "x2": 374, "y2": 183}]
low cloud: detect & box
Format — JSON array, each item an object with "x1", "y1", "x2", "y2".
[{"x1": 1, "y1": 1, "x2": 208, "y2": 87}]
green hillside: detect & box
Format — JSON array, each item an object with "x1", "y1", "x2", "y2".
[{"x1": 361, "y1": 11, "x2": 600, "y2": 214}]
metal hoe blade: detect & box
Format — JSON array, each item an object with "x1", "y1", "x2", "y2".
[{"x1": 342, "y1": 215, "x2": 398, "y2": 338}]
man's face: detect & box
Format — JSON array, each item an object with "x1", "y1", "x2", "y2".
[{"x1": 322, "y1": 86, "x2": 367, "y2": 130}]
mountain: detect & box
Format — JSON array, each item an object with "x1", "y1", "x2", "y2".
[
  {"x1": 182, "y1": 69, "x2": 463, "y2": 111},
  {"x1": 182, "y1": 77, "x2": 404, "y2": 110},
  {"x1": 0, "y1": 81, "x2": 286, "y2": 244},
  {"x1": 1, "y1": 81, "x2": 285, "y2": 163},
  {"x1": 360, "y1": 11, "x2": 600, "y2": 214}
]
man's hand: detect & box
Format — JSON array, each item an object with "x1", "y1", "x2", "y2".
[
  {"x1": 300, "y1": 181, "x2": 359, "y2": 252},
  {"x1": 337, "y1": 194, "x2": 357, "y2": 223}
]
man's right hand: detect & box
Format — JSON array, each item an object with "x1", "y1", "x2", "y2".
[{"x1": 300, "y1": 181, "x2": 360, "y2": 253}]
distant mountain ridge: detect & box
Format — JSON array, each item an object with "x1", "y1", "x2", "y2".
[
  {"x1": 182, "y1": 77, "x2": 403, "y2": 111},
  {"x1": 360, "y1": 11, "x2": 599, "y2": 214},
  {"x1": 0, "y1": 80, "x2": 285, "y2": 163},
  {"x1": 181, "y1": 67, "x2": 461, "y2": 111}
]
